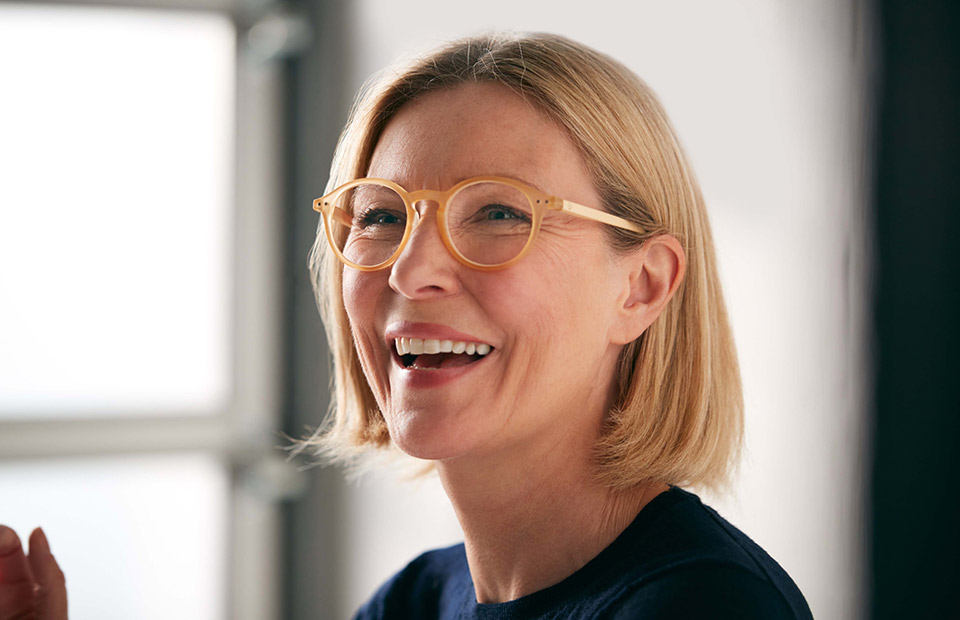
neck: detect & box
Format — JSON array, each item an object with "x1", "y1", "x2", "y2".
[{"x1": 436, "y1": 431, "x2": 667, "y2": 604}]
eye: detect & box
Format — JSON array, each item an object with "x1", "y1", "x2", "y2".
[
  {"x1": 355, "y1": 208, "x2": 405, "y2": 228},
  {"x1": 477, "y1": 204, "x2": 530, "y2": 223}
]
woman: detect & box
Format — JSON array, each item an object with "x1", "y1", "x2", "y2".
[
  {"x1": 308, "y1": 32, "x2": 813, "y2": 619},
  {"x1": 0, "y1": 32, "x2": 812, "y2": 620}
]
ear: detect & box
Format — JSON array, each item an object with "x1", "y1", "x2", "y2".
[{"x1": 609, "y1": 234, "x2": 686, "y2": 345}]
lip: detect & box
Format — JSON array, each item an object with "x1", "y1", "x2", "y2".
[
  {"x1": 392, "y1": 352, "x2": 494, "y2": 388},
  {"x1": 384, "y1": 321, "x2": 495, "y2": 389}
]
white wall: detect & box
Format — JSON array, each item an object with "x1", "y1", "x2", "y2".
[{"x1": 336, "y1": 2, "x2": 869, "y2": 619}]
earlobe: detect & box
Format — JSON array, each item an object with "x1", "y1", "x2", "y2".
[{"x1": 611, "y1": 235, "x2": 686, "y2": 345}]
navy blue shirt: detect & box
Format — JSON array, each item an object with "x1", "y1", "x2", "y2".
[{"x1": 353, "y1": 487, "x2": 813, "y2": 619}]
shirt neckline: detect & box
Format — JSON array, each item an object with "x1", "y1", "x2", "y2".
[{"x1": 464, "y1": 486, "x2": 691, "y2": 618}]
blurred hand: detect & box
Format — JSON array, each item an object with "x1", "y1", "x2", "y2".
[{"x1": 0, "y1": 525, "x2": 67, "y2": 620}]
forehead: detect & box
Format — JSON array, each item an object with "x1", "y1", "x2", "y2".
[{"x1": 366, "y1": 82, "x2": 587, "y2": 190}]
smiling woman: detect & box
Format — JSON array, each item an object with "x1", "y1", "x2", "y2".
[{"x1": 304, "y1": 33, "x2": 814, "y2": 619}]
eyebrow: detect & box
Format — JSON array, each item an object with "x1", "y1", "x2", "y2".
[{"x1": 453, "y1": 173, "x2": 546, "y2": 193}]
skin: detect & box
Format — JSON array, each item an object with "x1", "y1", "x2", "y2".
[
  {"x1": 343, "y1": 82, "x2": 685, "y2": 603},
  {"x1": 0, "y1": 525, "x2": 67, "y2": 620}
]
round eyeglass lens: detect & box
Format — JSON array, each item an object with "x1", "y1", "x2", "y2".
[
  {"x1": 445, "y1": 181, "x2": 534, "y2": 266},
  {"x1": 331, "y1": 182, "x2": 407, "y2": 267}
]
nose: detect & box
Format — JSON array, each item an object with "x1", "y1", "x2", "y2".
[{"x1": 387, "y1": 201, "x2": 461, "y2": 299}]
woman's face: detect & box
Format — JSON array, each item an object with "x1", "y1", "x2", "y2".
[{"x1": 343, "y1": 82, "x2": 628, "y2": 464}]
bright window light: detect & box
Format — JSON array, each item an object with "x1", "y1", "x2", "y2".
[
  {"x1": 0, "y1": 453, "x2": 228, "y2": 620},
  {"x1": 0, "y1": 5, "x2": 235, "y2": 417}
]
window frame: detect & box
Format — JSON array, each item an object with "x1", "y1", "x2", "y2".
[{"x1": 0, "y1": 1, "x2": 290, "y2": 618}]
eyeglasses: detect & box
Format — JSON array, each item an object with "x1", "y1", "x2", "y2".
[{"x1": 313, "y1": 176, "x2": 644, "y2": 271}]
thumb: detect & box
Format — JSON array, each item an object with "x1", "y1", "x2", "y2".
[{"x1": 28, "y1": 529, "x2": 67, "y2": 620}]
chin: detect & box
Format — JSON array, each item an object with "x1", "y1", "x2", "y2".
[{"x1": 386, "y1": 405, "x2": 481, "y2": 462}]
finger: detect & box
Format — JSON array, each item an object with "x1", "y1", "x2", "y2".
[
  {"x1": 0, "y1": 582, "x2": 37, "y2": 620},
  {"x1": 0, "y1": 526, "x2": 35, "y2": 585},
  {"x1": 28, "y1": 529, "x2": 67, "y2": 620}
]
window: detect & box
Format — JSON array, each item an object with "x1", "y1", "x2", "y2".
[{"x1": 0, "y1": 3, "x2": 287, "y2": 618}]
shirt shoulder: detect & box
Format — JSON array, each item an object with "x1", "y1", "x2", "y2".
[
  {"x1": 593, "y1": 488, "x2": 813, "y2": 620},
  {"x1": 604, "y1": 562, "x2": 799, "y2": 620},
  {"x1": 352, "y1": 543, "x2": 470, "y2": 620}
]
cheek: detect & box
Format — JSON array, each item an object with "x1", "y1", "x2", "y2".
[
  {"x1": 483, "y1": 263, "x2": 582, "y2": 367},
  {"x1": 507, "y1": 243, "x2": 610, "y2": 326},
  {"x1": 341, "y1": 269, "x2": 385, "y2": 328},
  {"x1": 340, "y1": 269, "x2": 363, "y2": 319},
  {"x1": 341, "y1": 270, "x2": 390, "y2": 393},
  {"x1": 502, "y1": 249, "x2": 619, "y2": 360}
]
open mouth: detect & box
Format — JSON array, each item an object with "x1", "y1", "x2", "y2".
[{"x1": 394, "y1": 337, "x2": 493, "y2": 370}]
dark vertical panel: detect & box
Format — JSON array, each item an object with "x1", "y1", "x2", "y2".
[
  {"x1": 871, "y1": 0, "x2": 960, "y2": 618},
  {"x1": 280, "y1": 0, "x2": 352, "y2": 618}
]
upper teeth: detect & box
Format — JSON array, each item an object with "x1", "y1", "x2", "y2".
[{"x1": 395, "y1": 337, "x2": 492, "y2": 356}]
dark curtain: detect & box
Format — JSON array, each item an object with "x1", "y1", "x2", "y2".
[{"x1": 870, "y1": 0, "x2": 960, "y2": 618}]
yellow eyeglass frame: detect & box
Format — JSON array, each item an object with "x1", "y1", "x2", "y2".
[{"x1": 313, "y1": 175, "x2": 644, "y2": 272}]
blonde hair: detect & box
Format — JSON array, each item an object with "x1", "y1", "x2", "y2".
[{"x1": 304, "y1": 32, "x2": 742, "y2": 491}]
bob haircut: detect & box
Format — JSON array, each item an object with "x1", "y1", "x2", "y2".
[{"x1": 305, "y1": 32, "x2": 743, "y2": 492}]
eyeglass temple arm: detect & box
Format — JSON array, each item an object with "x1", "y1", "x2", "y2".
[
  {"x1": 332, "y1": 207, "x2": 354, "y2": 226},
  {"x1": 326, "y1": 205, "x2": 354, "y2": 226},
  {"x1": 313, "y1": 197, "x2": 355, "y2": 226},
  {"x1": 559, "y1": 200, "x2": 644, "y2": 234}
]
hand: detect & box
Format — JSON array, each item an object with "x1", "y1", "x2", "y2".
[{"x1": 0, "y1": 525, "x2": 67, "y2": 620}]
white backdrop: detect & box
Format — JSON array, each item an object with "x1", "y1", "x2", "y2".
[{"x1": 334, "y1": 2, "x2": 869, "y2": 619}]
